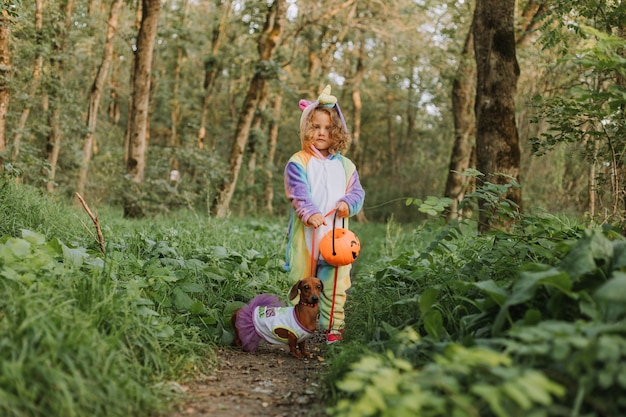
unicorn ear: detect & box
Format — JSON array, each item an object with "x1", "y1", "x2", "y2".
[{"x1": 299, "y1": 99, "x2": 312, "y2": 111}]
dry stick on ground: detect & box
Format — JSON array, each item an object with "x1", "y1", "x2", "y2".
[{"x1": 75, "y1": 192, "x2": 105, "y2": 255}]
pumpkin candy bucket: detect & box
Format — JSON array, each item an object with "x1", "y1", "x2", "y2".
[{"x1": 319, "y1": 212, "x2": 361, "y2": 266}]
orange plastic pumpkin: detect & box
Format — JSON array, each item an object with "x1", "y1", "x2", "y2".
[{"x1": 319, "y1": 227, "x2": 361, "y2": 266}]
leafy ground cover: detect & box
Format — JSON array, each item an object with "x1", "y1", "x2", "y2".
[{"x1": 2, "y1": 179, "x2": 626, "y2": 417}]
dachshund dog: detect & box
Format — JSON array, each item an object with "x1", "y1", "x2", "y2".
[{"x1": 231, "y1": 277, "x2": 323, "y2": 358}]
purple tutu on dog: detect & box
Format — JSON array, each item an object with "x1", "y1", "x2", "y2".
[{"x1": 235, "y1": 293, "x2": 285, "y2": 352}]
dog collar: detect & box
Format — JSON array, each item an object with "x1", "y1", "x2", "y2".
[{"x1": 299, "y1": 301, "x2": 318, "y2": 308}]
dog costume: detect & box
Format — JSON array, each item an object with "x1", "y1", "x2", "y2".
[
  {"x1": 284, "y1": 85, "x2": 365, "y2": 334},
  {"x1": 234, "y1": 294, "x2": 314, "y2": 352}
]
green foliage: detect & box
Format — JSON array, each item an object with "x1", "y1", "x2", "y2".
[
  {"x1": 0, "y1": 230, "x2": 173, "y2": 417},
  {"x1": 406, "y1": 196, "x2": 454, "y2": 217},
  {"x1": 102, "y1": 215, "x2": 289, "y2": 345},
  {"x1": 531, "y1": 5, "x2": 626, "y2": 222},
  {"x1": 330, "y1": 329, "x2": 565, "y2": 417},
  {"x1": 499, "y1": 320, "x2": 626, "y2": 415},
  {"x1": 334, "y1": 210, "x2": 626, "y2": 416},
  {"x1": 111, "y1": 146, "x2": 227, "y2": 218}
]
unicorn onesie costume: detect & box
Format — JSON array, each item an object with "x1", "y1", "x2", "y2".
[{"x1": 284, "y1": 85, "x2": 365, "y2": 341}]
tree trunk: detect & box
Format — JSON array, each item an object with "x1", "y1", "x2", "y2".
[
  {"x1": 197, "y1": 0, "x2": 232, "y2": 149},
  {"x1": 124, "y1": 0, "x2": 160, "y2": 217},
  {"x1": 77, "y1": 0, "x2": 123, "y2": 197},
  {"x1": 169, "y1": 0, "x2": 188, "y2": 150},
  {"x1": 212, "y1": 0, "x2": 286, "y2": 218},
  {"x1": 351, "y1": 37, "x2": 367, "y2": 223},
  {"x1": 264, "y1": 93, "x2": 282, "y2": 215},
  {"x1": 444, "y1": 23, "x2": 476, "y2": 221},
  {"x1": 123, "y1": 0, "x2": 142, "y2": 166},
  {"x1": 350, "y1": 38, "x2": 364, "y2": 167},
  {"x1": 0, "y1": 10, "x2": 11, "y2": 162},
  {"x1": 11, "y1": 0, "x2": 44, "y2": 163},
  {"x1": 244, "y1": 84, "x2": 268, "y2": 214},
  {"x1": 46, "y1": 0, "x2": 75, "y2": 193},
  {"x1": 473, "y1": 0, "x2": 522, "y2": 232}
]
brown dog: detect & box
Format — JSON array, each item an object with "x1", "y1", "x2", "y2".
[{"x1": 231, "y1": 277, "x2": 323, "y2": 358}]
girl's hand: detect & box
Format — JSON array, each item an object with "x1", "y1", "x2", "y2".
[
  {"x1": 336, "y1": 202, "x2": 349, "y2": 218},
  {"x1": 307, "y1": 213, "x2": 326, "y2": 228}
]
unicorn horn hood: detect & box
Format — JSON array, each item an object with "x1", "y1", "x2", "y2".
[{"x1": 298, "y1": 85, "x2": 348, "y2": 148}]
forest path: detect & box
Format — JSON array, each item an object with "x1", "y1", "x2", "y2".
[{"x1": 172, "y1": 332, "x2": 329, "y2": 417}]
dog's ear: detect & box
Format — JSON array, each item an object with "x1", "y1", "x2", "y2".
[{"x1": 289, "y1": 280, "x2": 302, "y2": 301}]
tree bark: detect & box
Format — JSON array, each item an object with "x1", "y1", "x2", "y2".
[
  {"x1": 11, "y1": 0, "x2": 43, "y2": 163},
  {"x1": 77, "y1": 0, "x2": 124, "y2": 197},
  {"x1": 264, "y1": 93, "x2": 282, "y2": 215},
  {"x1": 0, "y1": 10, "x2": 11, "y2": 161},
  {"x1": 212, "y1": 0, "x2": 286, "y2": 218},
  {"x1": 444, "y1": 23, "x2": 476, "y2": 221},
  {"x1": 473, "y1": 0, "x2": 522, "y2": 232},
  {"x1": 244, "y1": 84, "x2": 269, "y2": 214},
  {"x1": 123, "y1": 0, "x2": 142, "y2": 166},
  {"x1": 124, "y1": 0, "x2": 160, "y2": 217}
]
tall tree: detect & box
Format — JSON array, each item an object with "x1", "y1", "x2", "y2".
[
  {"x1": 77, "y1": 0, "x2": 124, "y2": 196},
  {"x1": 473, "y1": 0, "x2": 522, "y2": 232},
  {"x1": 445, "y1": 1, "x2": 546, "y2": 222},
  {"x1": 124, "y1": 0, "x2": 161, "y2": 217},
  {"x1": 212, "y1": 0, "x2": 286, "y2": 218}
]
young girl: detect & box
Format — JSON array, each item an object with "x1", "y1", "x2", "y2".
[{"x1": 284, "y1": 85, "x2": 365, "y2": 344}]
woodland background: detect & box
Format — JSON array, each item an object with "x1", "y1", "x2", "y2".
[
  {"x1": 0, "y1": 0, "x2": 624, "y2": 226},
  {"x1": 2, "y1": 2, "x2": 626, "y2": 416}
]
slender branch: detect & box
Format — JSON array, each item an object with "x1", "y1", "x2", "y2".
[{"x1": 75, "y1": 192, "x2": 105, "y2": 255}]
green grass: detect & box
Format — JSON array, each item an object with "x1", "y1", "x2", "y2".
[
  {"x1": 0, "y1": 180, "x2": 94, "y2": 247},
  {"x1": 3, "y1": 178, "x2": 626, "y2": 416}
]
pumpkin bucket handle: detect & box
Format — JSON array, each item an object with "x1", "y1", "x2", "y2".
[{"x1": 330, "y1": 209, "x2": 345, "y2": 257}]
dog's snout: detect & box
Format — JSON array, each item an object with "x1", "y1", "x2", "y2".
[{"x1": 312, "y1": 295, "x2": 319, "y2": 303}]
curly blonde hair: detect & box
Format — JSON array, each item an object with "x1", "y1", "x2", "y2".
[{"x1": 302, "y1": 107, "x2": 351, "y2": 155}]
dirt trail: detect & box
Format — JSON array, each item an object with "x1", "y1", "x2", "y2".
[{"x1": 172, "y1": 332, "x2": 329, "y2": 417}]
